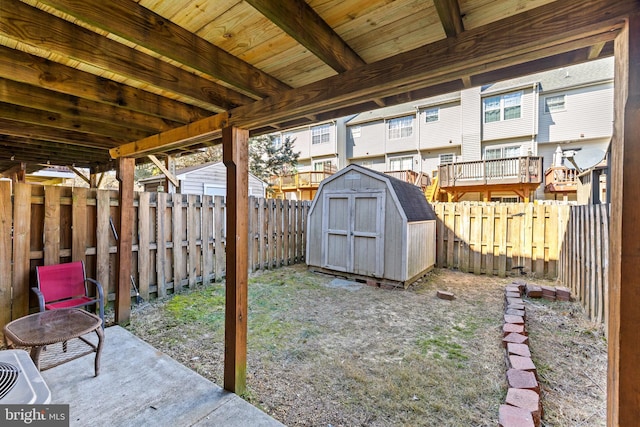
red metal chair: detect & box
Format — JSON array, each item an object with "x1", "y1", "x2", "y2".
[{"x1": 33, "y1": 261, "x2": 104, "y2": 327}]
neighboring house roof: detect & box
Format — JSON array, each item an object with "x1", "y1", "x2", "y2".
[
  {"x1": 322, "y1": 164, "x2": 436, "y2": 222},
  {"x1": 482, "y1": 56, "x2": 613, "y2": 94},
  {"x1": 345, "y1": 58, "x2": 613, "y2": 127},
  {"x1": 139, "y1": 161, "x2": 266, "y2": 185},
  {"x1": 28, "y1": 166, "x2": 76, "y2": 179},
  {"x1": 346, "y1": 92, "x2": 461, "y2": 126}
]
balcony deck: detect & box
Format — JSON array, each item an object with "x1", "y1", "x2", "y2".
[
  {"x1": 544, "y1": 166, "x2": 578, "y2": 193},
  {"x1": 436, "y1": 156, "x2": 543, "y2": 202}
]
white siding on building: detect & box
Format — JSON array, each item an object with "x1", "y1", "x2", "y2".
[
  {"x1": 461, "y1": 87, "x2": 482, "y2": 161},
  {"x1": 538, "y1": 83, "x2": 613, "y2": 142},
  {"x1": 482, "y1": 86, "x2": 537, "y2": 142},
  {"x1": 418, "y1": 101, "x2": 461, "y2": 150},
  {"x1": 421, "y1": 148, "x2": 461, "y2": 176},
  {"x1": 385, "y1": 115, "x2": 417, "y2": 154},
  {"x1": 349, "y1": 120, "x2": 387, "y2": 158}
]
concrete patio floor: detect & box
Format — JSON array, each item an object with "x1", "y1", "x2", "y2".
[{"x1": 40, "y1": 326, "x2": 284, "y2": 427}]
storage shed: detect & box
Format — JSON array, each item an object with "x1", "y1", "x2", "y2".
[
  {"x1": 306, "y1": 164, "x2": 436, "y2": 287},
  {"x1": 139, "y1": 161, "x2": 267, "y2": 197}
]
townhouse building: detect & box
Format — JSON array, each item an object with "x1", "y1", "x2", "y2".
[{"x1": 270, "y1": 57, "x2": 613, "y2": 202}]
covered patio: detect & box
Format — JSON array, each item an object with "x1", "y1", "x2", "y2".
[
  {"x1": 41, "y1": 326, "x2": 282, "y2": 426},
  {"x1": 1, "y1": 0, "x2": 639, "y2": 424}
]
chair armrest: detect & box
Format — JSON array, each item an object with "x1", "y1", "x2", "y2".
[
  {"x1": 85, "y1": 278, "x2": 105, "y2": 327},
  {"x1": 85, "y1": 278, "x2": 104, "y2": 304},
  {"x1": 31, "y1": 287, "x2": 45, "y2": 312}
]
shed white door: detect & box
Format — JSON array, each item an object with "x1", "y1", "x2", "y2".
[{"x1": 322, "y1": 192, "x2": 385, "y2": 277}]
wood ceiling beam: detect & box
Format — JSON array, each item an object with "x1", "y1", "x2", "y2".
[
  {"x1": 110, "y1": 0, "x2": 637, "y2": 159},
  {"x1": 110, "y1": 113, "x2": 229, "y2": 158},
  {"x1": 0, "y1": 102, "x2": 155, "y2": 141},
  {"x1": 0, "y1": 118, "x2": 120, "y2": 149},
  {"x1": 0, "y1": 143, "x2": 110, "y2": 167},
  {"x1": 588, "y1": 41, "x2": 607, "y2": 60},
  {"x1": 36, "y1": 0, "x2": 291, "y2": 98},
  {"x1": 433, "y1": 0, "x2": 464, "y2": 37},
  {"x1": 245, "y1": 0, "x2": 365, "y2": 73},
  {"x1": 0, "y1": 79, "x2": 179, "y2": 134},
  {"x1": 0, "y1": 0, "x2": 254, "y2": 110},
  {"x1": 0, "y1": 45, "x2": 210, "y2": 124}
]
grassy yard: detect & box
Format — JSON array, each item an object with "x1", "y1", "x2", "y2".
[{"x1": 127, "y1": 265, "x2": 606, "y2": 426}]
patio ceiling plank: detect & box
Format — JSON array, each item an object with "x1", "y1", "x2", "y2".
[
  {"x1": 245, "y1": 0, "x2": 365, "y2": 73},
  {"x1": 110, "y1": 0, "x2": 633, "y2": 159},
  {"x1": 0, "y1": 102, "x2": 155, "y2": 141},
  {"x1": 0, "y1": 0, "x2": 253, "y2": 111},
  {"x1": 0, "y1": 79, "x2": 180, "y2": 134},
  {"x1": 0, "y1": 45, "x2": 212, "y2": 124},
  {"x1": 35, "y1": 0, "x2": 291, "y2": 99}
]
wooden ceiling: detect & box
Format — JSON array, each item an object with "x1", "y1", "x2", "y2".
[{"x1": 0, "y1": 0, "x2": 637, "y2": 174}]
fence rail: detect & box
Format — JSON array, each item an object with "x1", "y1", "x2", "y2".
[
  {"x1": 557, "y1": 204, "x2": 609, "y2": 325},
  {"x1": 433, "y1": 202, "x2": 569, "y2": 279},
  {"x1": 0, "y1": 180, "x2": 609, "y2": 333},
  {"x1": 0, "y1": 181, "x2": 309, "y2": 334}
]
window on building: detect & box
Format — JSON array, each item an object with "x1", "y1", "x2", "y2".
[
  {"x1": 313, "y1": 160, "x2": 334, "y2": 173},
  {"x1": 425, "y1": 107, "x2": 439, "y2": 123},
  {"x1": 483, "y1": 92, "x2": 522, "y2": 122},
  {"x1": 312, "y1": 124, "x2": 331, "y2": 144},
  {"x1": 351, "y1": 126, "x2": 361, "y2": 138},
  {"x1": 389, "y1": 156, "x2": 413, "y2": 171},
  {"x1": 544, "y1": 95, "x2": 566, "y2": 113},
  {"x1": 439, "y1": 153, "x2": 455, "y2": 164},
  {"x1": 388, "y1": 116, "x2": 413, "y2": 139},
  {"x1": 485, "y1": 145, "x2": 521, "y2": 159}
]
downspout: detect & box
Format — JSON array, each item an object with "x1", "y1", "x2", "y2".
[
  {"x1": 531, "y1": 82, "x2": 539, "y2": 155},
  {"x1": 415, "y1": 106, "x2": 422, "y2": 173}
]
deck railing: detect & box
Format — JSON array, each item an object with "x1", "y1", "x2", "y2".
[
  {"x1": 437, "y1": 156, "x2": 543, "y2": 188},
  {"x1": 383, "y1": 170, "x2": 430, "y2": 188},
  {"x1": 544, "y1": 166, "x2": 578, "y2": 192},
  {"x1": 270, "y1": 171, "x2": 334, "y2": 191}
]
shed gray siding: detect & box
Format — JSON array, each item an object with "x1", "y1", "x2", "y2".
[{"x1": 307, "y1": 165, "x2": 435, "y2": 285}]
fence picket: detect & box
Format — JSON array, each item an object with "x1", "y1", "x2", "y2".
[{"x1": 2, "y1": 183, "x2": 610, "y2": 333}]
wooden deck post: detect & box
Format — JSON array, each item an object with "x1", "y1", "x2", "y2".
[
  {"x1": 608, "y1": 13, "x2": 640, "y2": 425},
  {"x1": 115, "y1": 157, "x2": 134, "y2": 325},
  {"x1": 223, "y1": 126, "x2": 249, "y2": 395}
]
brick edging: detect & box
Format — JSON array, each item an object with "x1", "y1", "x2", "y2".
[{"x1": 498, "y1": 281, "x2": 572, "y2": 427}]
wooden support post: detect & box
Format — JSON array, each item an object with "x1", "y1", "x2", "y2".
[
  {"x1": 609, "y1": 12, "x2": 640, "y2": 426},
  {"x1": 115, "y1": 157, "x2": 134, "y2": 325},
  {"x1": 223, "y1": 126, "x2": 249, "y2": 395},
  {"x1": 166, "y1": 155, "x2": 177, "y2": 194}
]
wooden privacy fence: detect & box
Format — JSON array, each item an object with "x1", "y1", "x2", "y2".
[
  {"x1": 557, "y1": 204, "x2": 610, "y2": 325},
  {"x1": 433, "y1": 202, "x2": 570, "y2": 279},
  {"x1": 0, "y1": 181, "x2": 309, "y2": 332}
]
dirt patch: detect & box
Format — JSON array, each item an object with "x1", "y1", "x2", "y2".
[{"x1": 126, "y1": 265, "x2": 606, "y2": 426}]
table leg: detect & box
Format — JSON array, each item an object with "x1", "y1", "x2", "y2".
[
  {"x1": 30, "y1": 346, "x2": 43, "y2": 371},
  {"x1": 94, "y1": 326, "x2": 104, "y2": 377}
]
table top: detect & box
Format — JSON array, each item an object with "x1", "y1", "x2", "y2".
[{"x1": 3, "y1": 309, "x2": 102, "y2": 346}]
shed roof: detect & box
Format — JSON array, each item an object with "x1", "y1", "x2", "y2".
[{"x1": 327, "y1": 164, "x2": 436, "y2": 223}]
